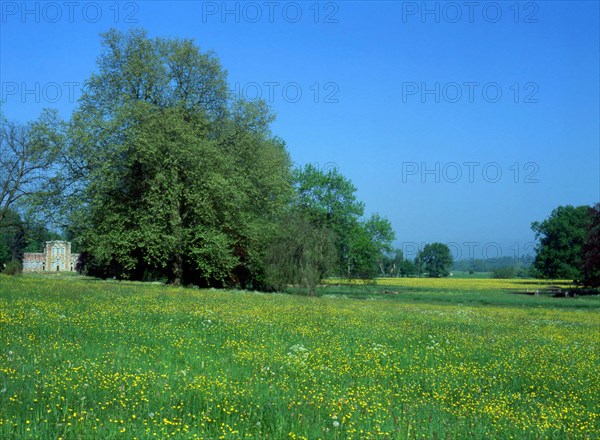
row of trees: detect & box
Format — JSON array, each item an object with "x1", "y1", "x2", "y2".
[
  {"x1": 376, "y1": 243, "x2": 455, "y2": 278},
  {"x1": 452, "y1": 256, "x2": 534, "y2": 276},
  {"x1": 2, "y1": 28, "x2": 597, "y2": 290},
  {"x1": 1, "y1": 28, "x2": 398, "y2": 293}
]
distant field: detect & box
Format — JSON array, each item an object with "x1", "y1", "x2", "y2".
[
  {"x1": 1, "y1": 274, "x2": 598, "y2": 439},
  {"x1": 445, "y1": 271, "x2": 494, "y2": 279},
  {"x1": 327, "y1": 277, "x2": 574, "y2": 291},
  {"x1": 319, "y1": 277, "x2": 586, "y2": 308}
]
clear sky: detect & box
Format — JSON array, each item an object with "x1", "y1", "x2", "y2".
[{"x1": 1, "y1": 1, "x2": 599, "y2": 260}]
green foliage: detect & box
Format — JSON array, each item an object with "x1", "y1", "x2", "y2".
[
  {"x1": 581, "y1": 203, "x2": 600, "y2": 287},
  {"x1": 0, "y1": 234, "x2": 10, "y2": 265},
  {"x1": 264, "y1": 210, "x2": 337, "y2": 295},
  {"x1": 398, "y1": 258, "x2": 418, "y2": 277},
  {"x1": 452, "y1": 256, "x2": 534, "y2": 273},
  {"x1": 2, "y1": 260, "x2": 22, "y2": 275},
  {"x1": 345, "y1": 221, "x2": 378, "y2": 279},
  {"x1": 293, "y1": 163, "x2": 362, "y2": 277},
  {"x1": 531, "y1": 205, "x2": 592, "y2": 280},
  {"x1": 344, "y1": 215, "x2": 395, "y2": 279},
  {"x1": 361, "y1": 214, "x2": 394, "y2": 263},
  {"x1": 491, "y1": 266, "x2": 516, "y2": 279},
  {"x1": 417, "y1": 243, "x2": 454, "y2": 278},
  {"x1": 0, "y1": 209, "x2": 64, "y2": 267},
  {"x1": 293, "y1": 163, "x2": 364, "y2": 233},
  {"x1": 0, "y1": 209, "x2": 24, "y2": 263},
  {"x1": 24, "y1": 28, "x2": 395, "y2": 289},
  {"x1": 265, "y1": 165, "x2": 394, "y2": 290},
  {"x1": 22, "y1": 215, "x2": 61, "y2": 252},
  {"x1": 89, "y1": 28, "x2": 228, "y2": 117},
  {"x1": 378, "y1": 248, "x2": 404, "y2": 277},
  {"x1": 54, "y1": 29, "x2": 292, "y2": 287},
  {"x1": 74, "y1": 104, "x2": 290, "y2": 286},
  {"x1": 292, "y1": 165, "x2": 394, "y2": 280}
]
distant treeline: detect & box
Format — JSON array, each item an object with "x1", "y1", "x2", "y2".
[{"x1": 452, "y1": 256, "x2": 534, "y2": 277}]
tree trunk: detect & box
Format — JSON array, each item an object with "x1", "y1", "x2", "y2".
[{"x1": 172, "y1": 252, "x2": 183, "y2": 286}]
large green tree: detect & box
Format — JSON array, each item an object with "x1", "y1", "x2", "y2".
[
  {"x1": 53, "y1": 29, "x2": 292, "y2": 286},
  {"x1": 531, "y1": 205, "x2": 591, "y2": 280},
  {"x1": 416, "y1": 243, "x2": 453, "y2": 278},
  {"x1": 36, "y1": 28, "x2": 397, "y2": 289},
  {"x1": 293, "y1": 163, "x2": 362, "y2": 275}
]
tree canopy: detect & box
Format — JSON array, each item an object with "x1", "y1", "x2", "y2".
[
  {"x1": 51, "y1": 29, "x2": 293, "y2": 287},
  {"x1": 531, "y1": 205, "x2": 592, "y2": 281},
  {"x1": 416, "y1": 243, "x2": 454, "y2": 278}
]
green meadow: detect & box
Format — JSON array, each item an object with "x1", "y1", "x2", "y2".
[{"x1": 1, "y1": 274, "x2": 598, "y2": 439}]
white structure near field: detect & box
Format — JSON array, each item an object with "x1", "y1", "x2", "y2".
[{"x1": 23, "y1": 241, "x2": 80, "y2": 272}]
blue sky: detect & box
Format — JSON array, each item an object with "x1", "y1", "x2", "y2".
[{"x1": 1, "y1": 1, "x2": 599, "y2": 260}]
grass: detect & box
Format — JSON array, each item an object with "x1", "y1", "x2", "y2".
[
  {"x1": 1, "y1": 273, "x2": 599, "y2": 439},
  {"x1": 318, "y1": 277, "x2": 595, "y2": 309}
]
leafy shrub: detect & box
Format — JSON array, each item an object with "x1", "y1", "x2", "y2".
[
  {"x1": 492, "y1": 266, "x2": 516, "y2": 279},
  {"x1": 2, "y1": 260, "x2": 22, "y2": 275}
]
